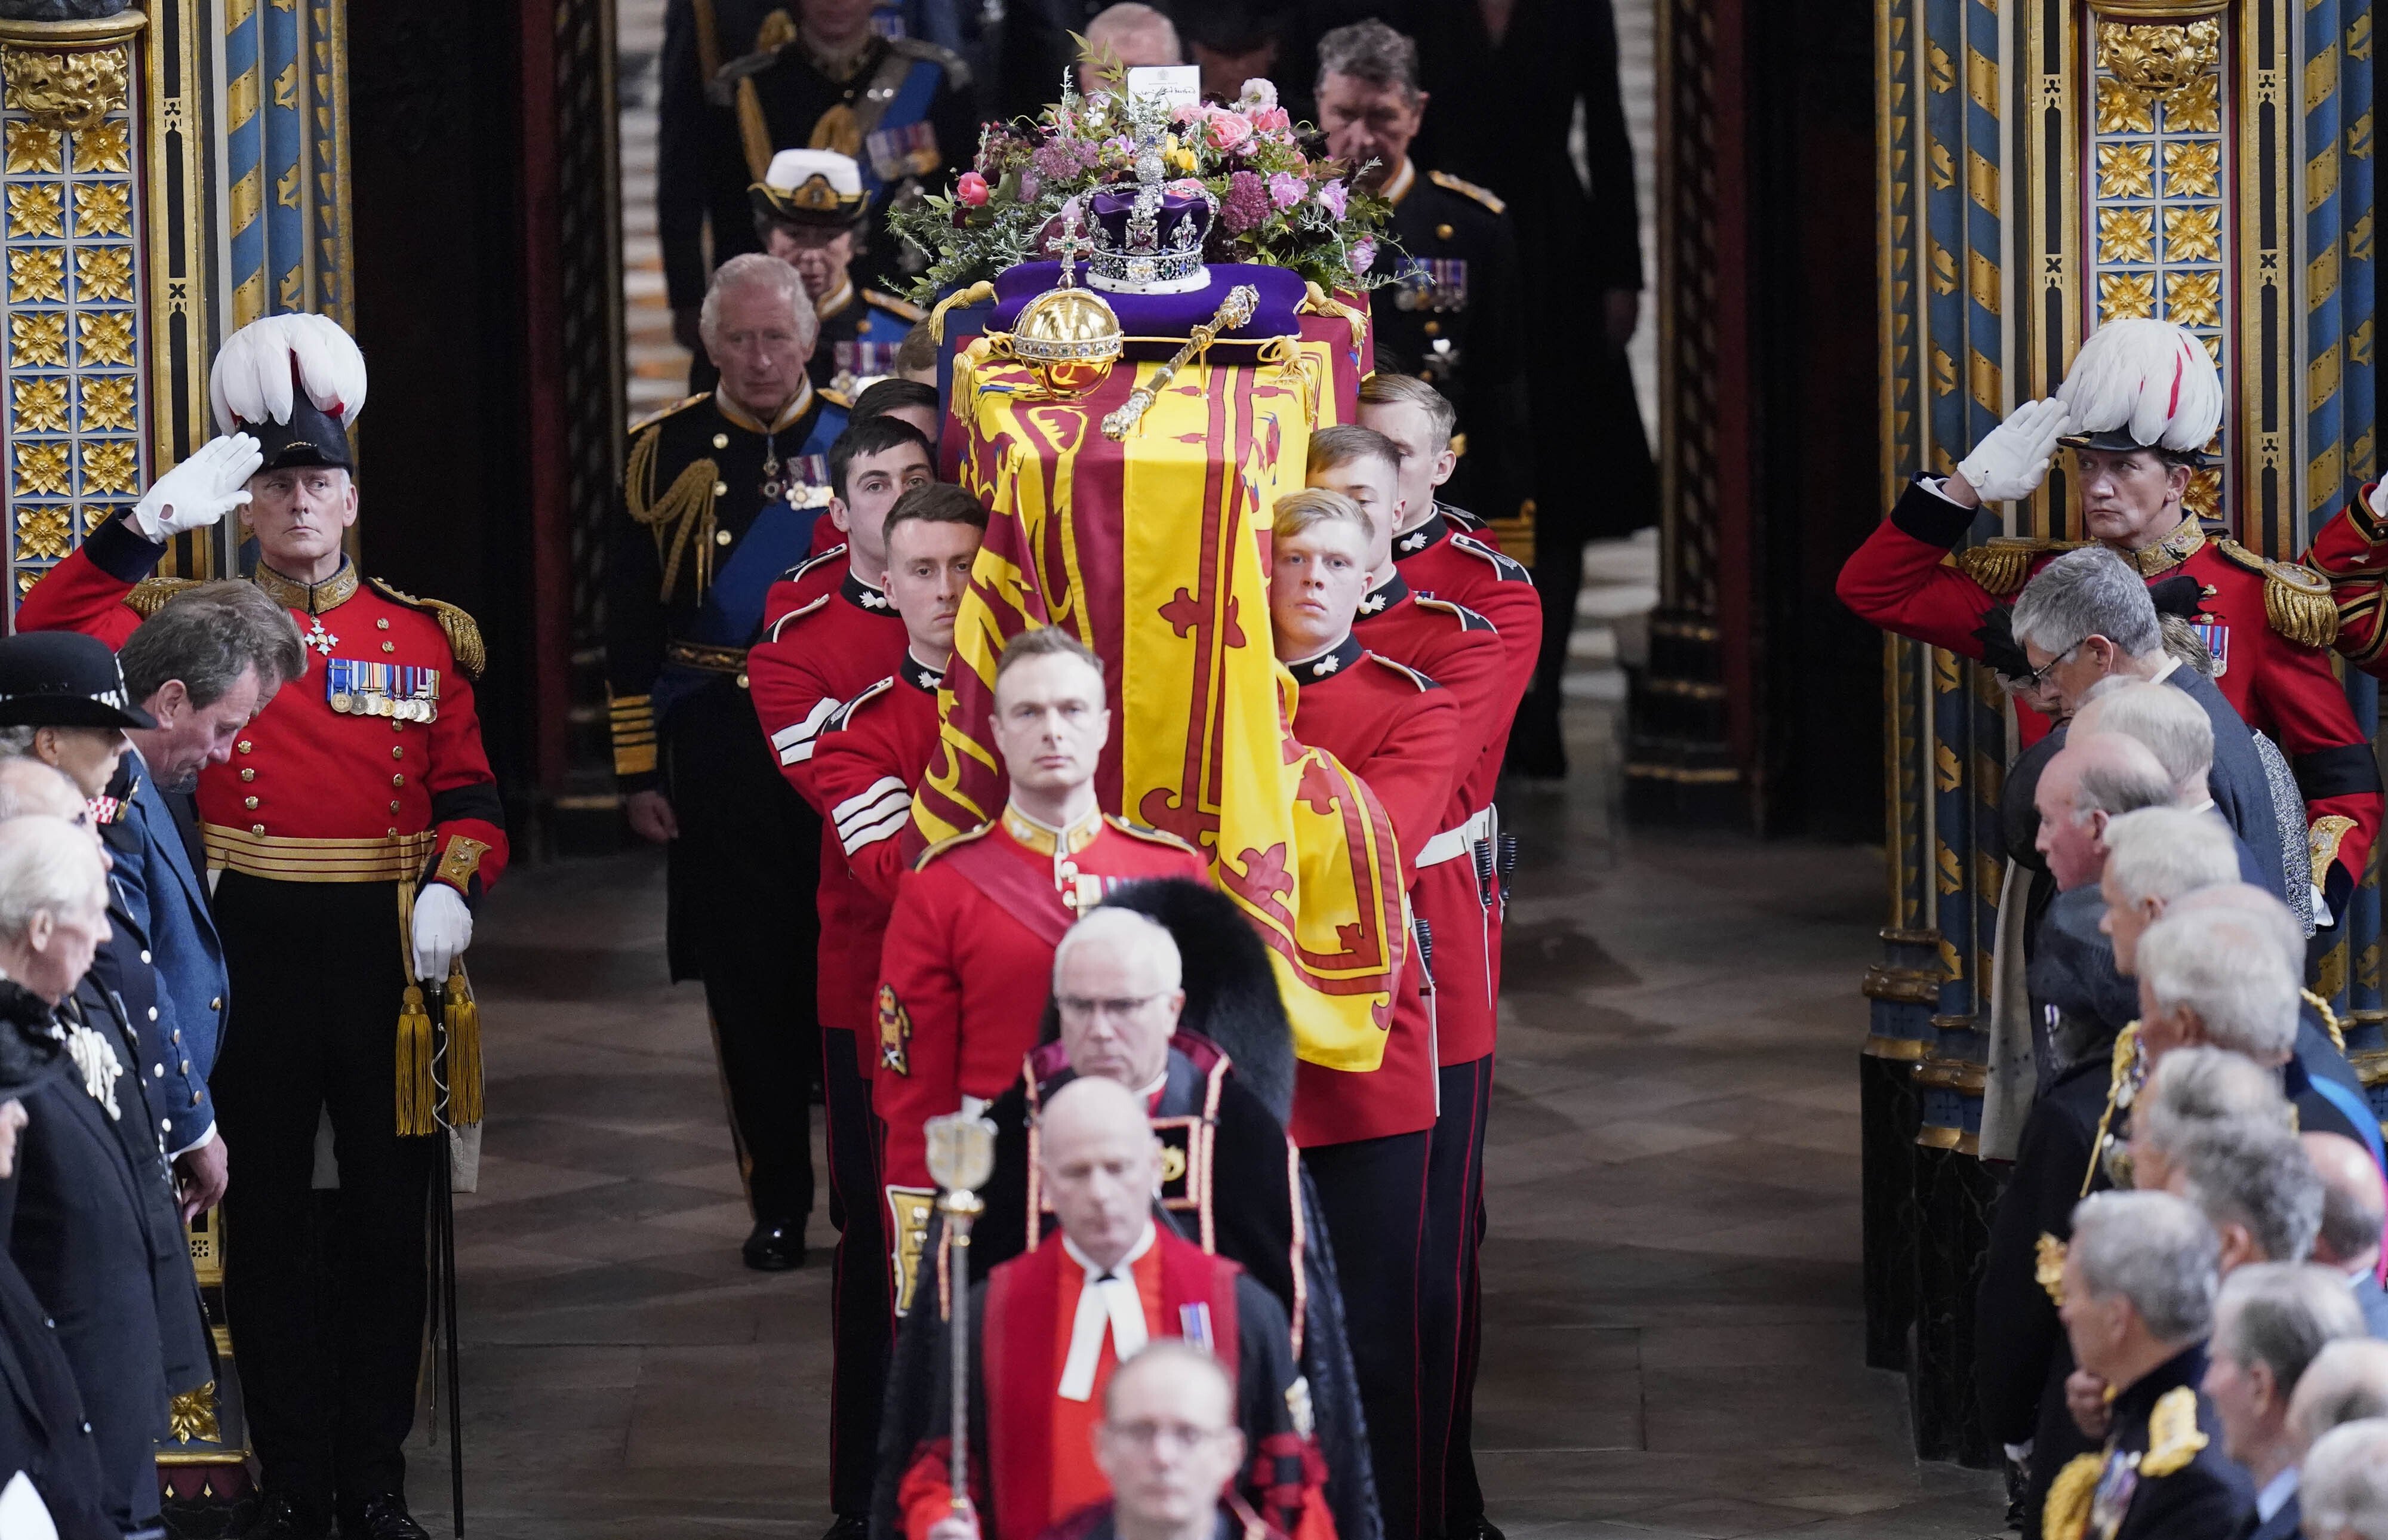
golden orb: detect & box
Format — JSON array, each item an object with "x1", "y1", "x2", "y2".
[{"x1": 1006, "y1": 284, "x2": 1123, "y2": 396}]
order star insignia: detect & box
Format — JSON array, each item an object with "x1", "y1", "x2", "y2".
[{"x1": 303, "y1": 616, "x2": 338, "y2": 656}]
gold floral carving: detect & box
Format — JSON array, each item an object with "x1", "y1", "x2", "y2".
[
  {"x1": 4, "y1": 184, "x2": 59, "y2": 239},
  {"x1": 2185, "y1": 468, "x2": 2221, "y2": 519},
  {"x1": 8, "y1": 312, "x2": 62, "y2": 367},
  {"x1": 2165, "y1": 140, "x2": 2221, "y2": 196},
  {"x1": 2098, "y1": 207, "x2": 2155, "y2": 263},
  {"x1": 75, "y1": 246, "x2": 130, "y2": 302},
  {"x1": 2167, "y1": 269, "x2": 2222, "y2": 327},
  {"x1": 79, "y1": 377, "x2": 132, "y2": 430},
  {"x1": 167, "y1": 1382, "x2": 220, "y2": 1446},
  {"x1": 0, "y1": 44, "x2": 129, "y2": 134},
  {"x1": 2099, "y1": 270, "x2": 2158, "y2": 322},
  {"x1": 77, "y1": 312, "x2": 131, "y2": 366},
  {"x1": 71, "y1": 119, "x2": 127, "y2": 174},
  {"x1": 2169, "y1": 72, "x2": 2222, "y2": 133},
  {"x1": 2165, "y1": 205, "x2": 2222, "y2": 263},
  {"x1": 13, "y1": 443, "x2": 66, "y2": 497},
  {"x1": 2098, "y1": 20, "x2": 2221, "y2": 100},
  {"x1": 16, "y1": 573, "x2": 39, "y2": 599},
  {"x1": 13, "y1": 506, "x2": 67, "y2": 560},
  {"x1": 81, "y1": 441, "x2": 134, "y2": 494},
  {"x1": 2096, "y1": 76, "x2": 2156, "y2": 134},
  {"x1": 2098, "y1": 143, "x2": 2153, "y2": 199},
  {"x1": 72, "y1": 181, "x2": 128, "y2": 236},
  {"x1": 11, "y1": 379, "x2": 63, "y2": 435},
  {"x1": 6, "y1": 248, "x2": 60, "y2": 304},
  {"x1": 2, "y1": 121, "x2": 55, "y2": 175}
]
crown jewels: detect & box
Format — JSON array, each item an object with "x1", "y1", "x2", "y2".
[{"x1": 1086, "y1": 97, "x2": 1215, "y2": 295}]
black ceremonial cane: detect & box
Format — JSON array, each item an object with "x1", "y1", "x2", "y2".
[{"x1": 425, "y1": 981, "x2": 466, "y2": 1535}]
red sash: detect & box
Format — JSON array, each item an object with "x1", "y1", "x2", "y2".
[
  {"x1": 938, "y1": 833, "x2": 1075, "y2": 949},
  {"x1": 983, "y1": 1230, "x2": 1244, "y2": 1540}
]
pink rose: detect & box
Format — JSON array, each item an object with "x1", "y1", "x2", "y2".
[
  {"x1": 1250, "y1": 106, "x2": 1292, "y2": 134},
  {"x1": 1267, "y1": 171, "x2": 1305, "y2": 211},
  {"x1": 956, "y1": 171, "x2": 990, "y2": 207},
  {"x1": 1203, "y1": 110, "x2": 1254, "y2": 152}
]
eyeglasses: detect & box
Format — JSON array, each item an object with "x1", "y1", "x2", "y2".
[
  {"x1": 2021, "y1": 640, "x2": 2084, "y2": 688},
  {"x1": 1101, "y1": 1419, "x2": 1232, "y2": 1453},
  {"x1": 1055, "y1": 993, "x2": 1167, "y2": 1022}
]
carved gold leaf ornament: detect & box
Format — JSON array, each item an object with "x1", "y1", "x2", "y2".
[
  {"x1": 2165, "y1": 140, "x2": 2221, "y2": 197},
  {"x1": 2097, "y1": 76, "x2": 2156, "y2": 134},
  {"x1": 75, "y1": 245, "x2": 130, "y2": 301},
  {"x1": 78, "y1": 311, "x2": 132, "y2": 366},
  {"x1": 11, "y1": 378, "x2": 63, "y2": 435},
  {"x1": 13, "y1": 442, "x2": 66, "y2": 497},
  {"x1": 2167, "y1": 269, "x2": 2222, "y2": 327},
  {"x1": 2098, "y1": 20, "x2": 2221, "y2": 99},
  {"x1": 13, "y1": 505, "x2": 67, "y2": 560},
  {"x1": 167, "y1": 1382, "x2": 219, "y2": 1445},
  {"x1": 2098, "y1": 142, "x2": 2154, "y2": 199},
  {"x1": 72, "y1": 181, "x2": 130, "y2": 236},
  {"x1": 5, "y1": 183, "x2": 60, "y2": 239},
  {"x1": 0, "y1": 44, "x2": 130, "y2": 134},
  {"x1": 2184, "y1": 468, "x2": 2221, "y2": 519},
  {"x1": 2, "y1": 121, "x2": 56, "y2": 174},
  {"x1": 81, "y1": 441, "x2": 135, "y2": 494},
  {"x1": 2098, "y1": 207, "x2": 2156, "y2": 263},
  {"x1": 9, "y1": 312, "x2": 63, "y2": 367},
  {"x1": 2099, "y1": 270, "x2": 2158, "y2": 322},
  {"x1": 2165, "y1": 205, "x2": 2222, "y2": 263},
  {"x1": 79, "y1": 376, "x2": 133, "y2": 430},
  {"x1": 6, "y1": 247, "x2": 60, "y2": 304},
  {"x1": 71, "y1": 118, "x2": 128, "y2": 174},
  {"x1": 2168, "y1": 72, "x2": 2221, "y2": 133}
]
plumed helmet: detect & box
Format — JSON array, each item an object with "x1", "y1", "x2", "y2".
[
  {"x1": 2054, "y1": 318, "x2": 2222, "y2": 462},
  {"x1": 208, "y1": 312, "x2": 367, "y2": 470}
]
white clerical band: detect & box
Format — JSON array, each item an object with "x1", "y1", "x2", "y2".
[
  {"x1": 1058, "y1": 1224, "x2": 1156, "y2": 1402},
  {"x1": 1415, "y1": 805, "x2": 1495, "y2": 868},
  {"x1": 835, "y1": 776, "x2": 912, "y2": 854},
  {"x1": 773, "y1": 698, "x2": 841, "y2": 766}
]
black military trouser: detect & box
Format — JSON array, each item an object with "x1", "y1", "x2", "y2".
[
  {"x1": 663, "y1": 680, "x2": 819, "y2": 1228},
  {"x1": 1306, "y1": 1130, "x2": 1431, "y2": 1540},
  {"x1": 821, "y1": 1027, "x2": 889, "y2": 1514},
  {"x1": 1424, "y1": 1056, "x2": 1495, "y2": 1536},
  {"x1": 213, "y1": 876, "x2": 436, "y2": 1506}
]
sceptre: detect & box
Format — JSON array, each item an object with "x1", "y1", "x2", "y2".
[
  {"x1": 1101, "y1": 284, "x2": 1260, "y2": 440},
  {"x1": 925, "y1": 1110, "x2": 998, "y2": 1520}
]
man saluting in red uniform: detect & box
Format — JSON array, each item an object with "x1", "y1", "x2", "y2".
[
  {"x1": 1835, "y1": 318, "x2": 2382, "y2": 932},
  {"x1": 796, "y1": 482, "x2": 986, "y2": 1537},
  {"x1": 874, "y1": 627, "x2": 1208, "y2": 1317},
  {"x1": 17, "y1": 313, "x2": 506, "y2": 1540}
]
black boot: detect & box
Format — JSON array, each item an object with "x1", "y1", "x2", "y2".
[
  {"x1": 339, "y1": 1493, "x2": 430, "y2": 1540},
  {"x1": 743, "y1": 1219, "x2": 807, "y2": 1270},
  {"x1": 821, "y1": 1515, "x2": 871, "y2": 1540},
  {"x1": 244, "y1": 1492, "x2": 333, "y2": 1540}
]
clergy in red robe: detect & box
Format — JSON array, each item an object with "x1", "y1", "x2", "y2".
[
  {"x1": 880, "y1": 1079, "x2": 1330, "y2": 1540},
  {"x1": 875, "y1": 629, "x2": 1210, "y2": 1317}
]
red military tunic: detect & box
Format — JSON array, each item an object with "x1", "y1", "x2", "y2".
[
  {"x1": 873, "y1": 807, "x2": 1208, "y2": 1313},
  {"x1": 747, "y1": 547, "x2": 909, "y2": 1040},
  {"x1": 805, "y1": 655, "x2": 945, "y2": 1069},
  {"x1": 16, "y1": 512, "x2": 509, "y2": 897},
  {"x1": 1838, "y1": 477, "x2": 2382, "y2": 901},
  {"x1": 1282, "y1": 635, "x2": 1463, "y2": 1147},
  {"x1": 2300, "y1": 485, "x2": 2388, "y2": 679},
  {"x1": 1354, "y1": 573, "x2": 1512, "y2": 1065}
]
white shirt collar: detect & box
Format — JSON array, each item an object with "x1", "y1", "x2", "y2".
[
  {"x1": 2257, "y1": 1465, "x2": 2298, "y2": 1523},
  {"x1": 1063, "y1": 1220, "x2": 1156, "y2": 1279}
]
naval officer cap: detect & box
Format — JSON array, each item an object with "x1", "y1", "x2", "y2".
[
  {"x1": 752, "y1": 148, "x2": 868, "y2": 230},
  {"x1": 0, "y1": 632, "x2": 156, "y2": 729},
  {"x1": 208, "y1": 312, "x2": 368, "y2": 473}
]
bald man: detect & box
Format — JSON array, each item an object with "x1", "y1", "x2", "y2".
[
  {"x1": 2291, "y1": 1339, "x2": 2388, "y2": 1448},
  {"x1": 2305, "y1": 1132, "x2": 2388, "y2": 1336},
  {"x1": 879, "y1": 1079, "x2": 1330, "y2": 1540}
]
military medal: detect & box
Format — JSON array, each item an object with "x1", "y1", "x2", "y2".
[
  {"x1": 324, "y1": 657, "x2": 441, "y2": 722},
  {"x1": 760, "y1": 437, "x2": 784, "y2": 503},
  {"x1": 303, "y1": 615, "x2": 338, "y2": 657}
]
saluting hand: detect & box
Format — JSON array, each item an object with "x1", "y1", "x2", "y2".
[
  {"x1": 130, "y1": 433, "x2": 263, "y2": 541},
  {"x1": 1951, "y1": 399, "x2": 2074, "y2": 507}
]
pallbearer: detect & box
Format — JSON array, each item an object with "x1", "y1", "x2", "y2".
[
  {"x1": 17, "y1": 313, "x2": 507, "y2": 1540},
  {"x1": 606, "y1": 251, "x2": 847, "y2": 1271}
]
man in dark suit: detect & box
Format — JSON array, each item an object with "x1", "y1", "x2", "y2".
[
  {"x1": 2303, "y1": 1133, "x2": 2388, "y2": 1337},
  {"x1": 2076, "y1": 679, "x2": 2288, "y2": 908},
  {"x1": 2202, "y1": 1263, "x2": 2369, "y2": 1540}
]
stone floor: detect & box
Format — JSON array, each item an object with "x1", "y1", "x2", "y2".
[{"x1": 390, "y1": 534, "x2": 2005, "y2": 1538}]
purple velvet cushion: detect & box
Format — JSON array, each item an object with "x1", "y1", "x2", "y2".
[{"x1": 989, "y1": 261, "x2": 1304, "y2": 360}]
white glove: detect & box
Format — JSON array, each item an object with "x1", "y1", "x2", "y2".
[
  {"x1": 128, "y1": 433, "x2": 261, "y2": 541},
  {"x1": 410, "y1": 883, "x2": 474, "y2": 982},
  {"x1": 1955, "y1": 399, "x2": 2074, "y2": 503},
  {"x1": 2368, "y1": 479, "x2": 2387, "y2": 525}
]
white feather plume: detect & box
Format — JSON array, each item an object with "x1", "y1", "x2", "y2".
[
  {"x1": 2053, "y1": 318, "x2": 2221, "y2": 453},
  {"x1": 208, "y1": 313, "x2": 367, "y2": 433}
]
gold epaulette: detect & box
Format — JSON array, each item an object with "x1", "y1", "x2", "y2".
[
  {"x1": 1101, "y1": 813, "x2": 1202, "y2": 857},
  {"x1": 915, "y1": 819, "x2": 995, "y2": 870},
  {"x1": 367, "y1": 578, "x2": 486, "y2": 679},
  {"x1": 2082, "y1": 1021, "x2": 2141, "y2": 1198},
  {"x1": 2215, "y1": 540, "x2": 2340, "y2": 647},
  {"x1": 628, "y1": 391, "x2": 710, "y2": 435},
  {"x1": 865, "y1": 288, "x2": 927, "y2": 323},
  {"x1": 126, "y1": 575, "x2": 200, "y2": 617},
  {"x1": 2140, "y1": 1385, "x2": 2209, "y2": 1476},
  {"x1": 821, "y1": 387, "x2": 852, "y2": 411},
  {"x1": 1956, "y1": 538, "x2": 2070, "y2": 597},
  {"x1": 753, "y1": 6, "x2": 796, "y2": 52},
  {"x1": 2042, "y1": 1453, "x2": 2101, "y2": 1540},
  {"x1": 1427, "y1": 170, "x2": 1505, "y2": 214}
]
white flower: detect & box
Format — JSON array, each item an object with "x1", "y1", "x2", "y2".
[{"x1": 1238, "y1": 78, "x2": 1278, "y2": 110}]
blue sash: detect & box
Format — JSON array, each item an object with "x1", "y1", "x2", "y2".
[{"x1": 859, "y1": 60, "x2": 944, "y2": 197}]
